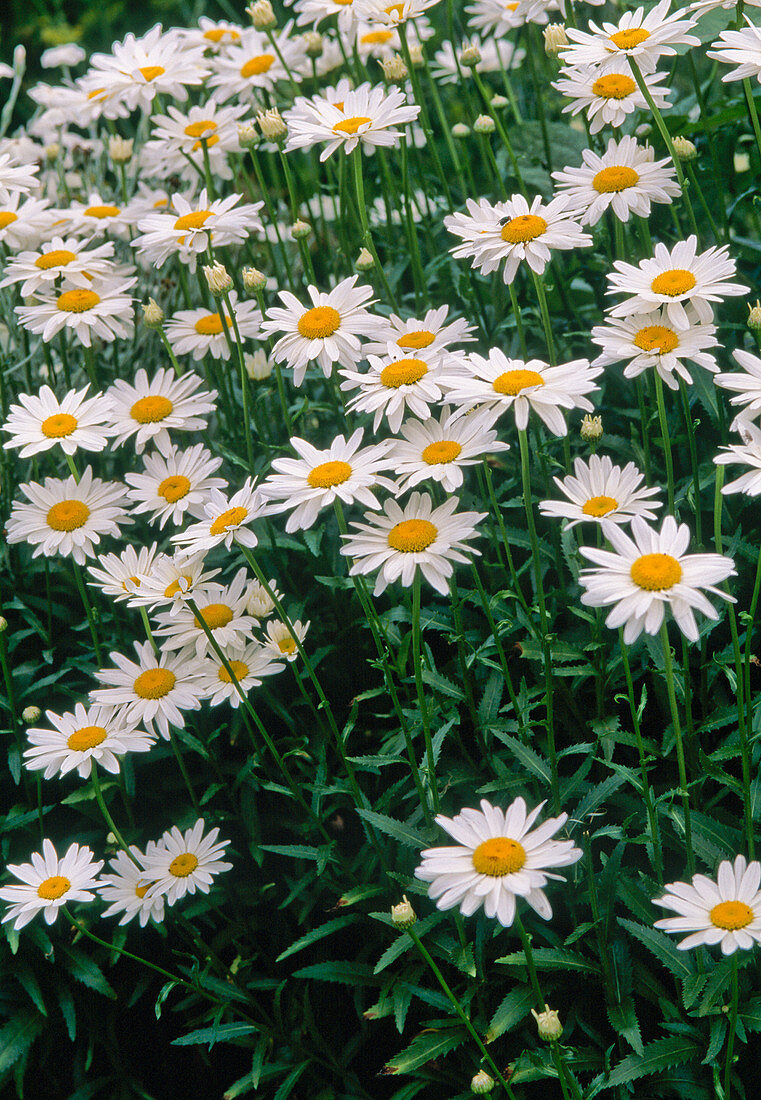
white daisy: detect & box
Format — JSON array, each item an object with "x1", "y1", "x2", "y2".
[
  {"x1": 206, "y1": 25, "x2": 308, "y2": 103},
  {"x1": 261, "y1": 617, "x2": 310, "y2": 661},
  {"x1": 40, "y1": 43, "x2": 87, "y2": 68},
  {"x1": 561, "y1": 0, "x2": 699, "y2": 75},
  {"x1": 414, "y1": 797, "x2": 582, "y2": 928},
  {"x1": 444, "y1": 193, "x2": 592, "y2": 286},
  {"x1": 67, "y1": 191, "x2": 134, "y2": 238},
  {"x1": 0, "y1": 235, "x2": 116, "y2": 297},
  {"x1": 554, "y1": 64, "x2": 670, "y2": 135},
  {"x1": 153, "y1": 568, "x2": 257, "y2": 658},
  {"x1": 2, "y1": 384, "x2": 114, "y2": 458},
  {"x1": 293, "y1": 0, "x2": 359, "y2": 32},
  {"x1": 606, "y1": 236, "x2": 749, "y2": 325},
  {"x1": 714, "y1": 348, "x2": 761, "y2": 425},
  {"x1": 341, "y1": 490, "x2": 485, "y2": 596},
  {"x1": 0, "y1": 840, "x2": 103, "y2": 930},
  {"x1": 389, "y1": 406, "x2": 509, "y2": 493},
  {"x1": 714, "y1": 420, "x2": 761, "y2": 497},
  {"x1": 6, "y1": 467, "x2": 130, "y2": 566},
  {"x1": 15, "y1": 275, "x2": 135, "y2": 349},
  {"x1": 199, "y1": 642, "x2": 285, "y2": 707},
  {"x1": 133, "y1": 188, "x2": 264, "y2": 272},
  {"x1": 551, "y1": 135, "x2": 680, "y2": 226},
  {"x1": 260, "y1": 428, "x2": 396, "y2": 532},
  {"x1": 187, "y1": 16, "x2": 245, "y2": 49},
  {"x1": 123, "y1": 550, "x2": 220, "y2": 614},
  {"x1": 170, "y1": 480, "x2": 267, "y2": 555},
  {"x1": 707, "y1": 19, "x2": 761, "y2": 85},
  {"x1": 340, "y1": 346, "x2": 447, "y2": 433},
  {"x1": 141, "y1": 99, "x2": 249, "y2": 184},
  {"x1": 283, "y1": 81, "x2": 420, "y2": 161},
  {"x1": 98, "y1": 845, "x2": 166, "y2": 927},
  {"x1": 539, "y1": 455, "x2": 662, "y2": 529},
  {"x1": 353, "y1": 21, "x2": 403, "y2": 60},
  {"x1": 125, "y1": 444, "x2": 226, "y2": 528},
  {"x1": 106, "y1": 368, "x2": 217, "y2": 456},
  {"x1": 466, "y1": 0, "x2": 537, "y2": 35},
  {"x1": 261, "y1": 275, "x2": 385, "y2": 386},
  {"x1": 23, "y1": 703, "x2": 155, "y2": 780},
  {"x1": 0, "y1": 193, "x2": 54, "y2": 250},
  {"x1": 578, "y1": 515, "x2": 736, "y2": 644},
  {"x1": 0, "y1": 153, "x2": 40, "y2": 204},
  {"x1": 89, "y1": 640, "x2": 205, "y2": 740},
  {"x1": 87, "y1": 543, "x2": 162, "y2": 603},
  {"x1": 440, "y1": 349, "x2": 602, "y2": 438},
  {"x1": 164, "y1": 294, "x2": 263, "y2": 362},
  {"x1": 360, "y1": 305, "x2": 476, "y2": 365},
  {"x1": 353, "y1": 0, "x2": 440, "y2": 24},
  {"x1": 140, "y1": 818, "x2": 232, "y2": 905},
  {"x1": 590, "y1": 307, "x2": 719, "y2": 390},
  {"x1": 654, "y1": 856, "x2": 761, "y2": 954},
  {"x1": 246, "y1": 577, "x2": 280, "y2": 619}
]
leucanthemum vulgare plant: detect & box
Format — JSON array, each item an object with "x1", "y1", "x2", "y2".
[{"x1": 2, "y1": 0, "x2": 761, "y2": 1096}]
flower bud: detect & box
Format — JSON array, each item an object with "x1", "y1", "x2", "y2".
[
  {"x1": 14, "y1": 45, "x2": 26, "y2": 70},
  {"x1": 735, "y1": 151, "x2": 750, "y2": 174},
  {"x1": 142, "y1": 297, "x2": 164, "y2": 328},
  {"x1": 748, "y1": 300, "x2": 761, "y2": 331},
  {"x1": 0, "y1": 616, "x2": 7, "y2": 632},
  {"x1": 245, "y1": 349, "x2": 273, "y2": 381},
  {"x1": 390, "y1": 895, "x2": 416, "y2": 928},
  {"x1": 247, "y1": 579, "x2": 279, "y2": 618},
  {"x1": 580, "y1": 413, "x2": 603, "y2": 442},
  {"x1": 379, "y1": 54, "x2": 408, "y2": 83},
  {"x1": 452, "y1": 122, "x2": 471, "y2": 139},
  {"x1": 473, "y1": 114, "x2": 496, "y2": 135},
  {"x1": 242, "y1": 266, "x2": 268, "y2": 292},
  {"x1": 291, "y1": 219, "x2": 312, "y2": 240},
  {"x1": 108, "y1": 135, "x2": 133, "y2": 163},
  {"x1": 407, "y1": 42, "x2": 423, "y2": 66},
  {"x1": 355, "y1": 247, "x2": 374, "y2": 272},
  {"x1": 470, "y1": 1070, "x2": 495, "y2": 1094},
  {"x1": 490, "y1": 94, "x2": 508, "y2": 109},
  {"x1": 45, "y1": 142, "x2": 60, "y2": 162},
  {"x1": 672, "y1": 136, "x2": 697, "y2": 162},
  {"x1": 543, "y1": 24, "x2": 568, "y2": 56},
  {"x1": 531, "y1": 1004, "x2": 563, "y2": 1042},
  {"x1": 21, "y1": 706, "x2": 41, "y2": 724},
  {"x1": 460, "y1": 41, "x2": 482, "y2": 68},
  {"x1": 247, "y1": 0, "x2": 277, "y2": 29},
  {"x1": 203, "y1": 262, "x2": 232, "y2": 296},
  {"x1": 256, "y1": 108, "x2": 287, "y2": 142},
  {"x1": 303, "y1": 31, "x2": 323, "y2": 58},
  {"x1": 238, "y1": 122, "x2": 259, "y2": 149}
]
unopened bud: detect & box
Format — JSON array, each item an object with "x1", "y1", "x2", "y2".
[
  {"x1": 247, "y1": 0, "x2": 277, "y2": 29},
  {"x1": 245, "y1": 349, "x2": 273, "y2": 381},
  {"x1": 452, "y1": 122, "x2": 471, "y2": 139},
  {"x1": 735, "y1": 151, "x2": 751, "y2": 174},
  {"x1": 543, "y1": 24, "x2": 568, "y2": 56},
  {"x1": 531, "y1": 1004, "x2": 563, "y2": 1042},
  {"x1": 635, "y1": 123, "x2": 651, "y2": 139},
  {"x1": 303, "y1": 31, "x2": 323, "y2": 58},
  {"x1": 355, "y1": 246, "x2": 374, "y2": 271},
  {"x1": 238, "y1": 122, "x2": 259, "y2": 149},
  {"x1": 142, "y1": 297, "x2": 164, "y2": 328},
  {"x1": 0, "y1": 617, "x2": 6, "y2": 632},
  {"x1": 580, "y1": 413, "x2": 603, "y2": 442},
  {"x1": 242, "y1": 266, "x2": 268, "y2": 292},
  {"x1": 748, "y1": 300, "x2": 761, "y2": 331},
  {"x1": 470, "y1": 1070, "x2": 495, "y2": 1094},
  {"x1": 390, "y1": 895, "x2": 416, "y2": 928},
  {"x1": 203, "y1": 262, "x2": 232, "y2": 296},
  {"x1": 460, "y1": 42, "x2": 482, "y2": 68},
  {"x1": 407, "y1": 42, "x2": 423, "y2": 66},
  {"x1": 490, "y1": 94, "x2": 508, "y2": 109},
  {"x1": 14, "y1": 45, "x2": 26, "y2": 70},
  {"x1": 379, "y1": 54, "x2": 408, "y2": 82},
  {"x1": 672, "y1": 135, "x2": 697, "y2": 162},
  {"x1": 473, "y1": 114, "x2": 496, "y2": 135},
  {"x1": 108, "y1": 135, "x2": 133, "y2": 163},
  {"x1": 256, "y1": 107, "x2": 287, "y2": 142},
  {"x1": 291, "y1": 219, "x2": 312, "y2": 240},
  {"x1": 21, "y1": 706, "x2": 41, "y2": 724}
]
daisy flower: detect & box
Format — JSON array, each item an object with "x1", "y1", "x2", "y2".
[
  {"x1": 353, "y1": 0, "x2": 440, "y2": 24},
  {"x1": 133, "y1": 188, "x2": 264, "y2": 272},
  {"x1": 414, "y1": 797, "x2": 582, "y2": 928},
  {"x1": 152, "y1": 568, "x2": 257, "y2": 658},
  {"x1": 98, "y1": 846, "x2": 166, "y2": 927},
  {"x1": 714, "y1": 420, "x2": 761, "y2": 497},
  {"x1": 707, "y1": 20, "x2": 761, "y2": 85},
  {"x1": 188, "y1": 16, "x2": 245, "y2": 49},
  {"x1": 87, "y1": 543, "x2": 161, "y2": 603},
  {"x1": 0, "y1": 153, "x2": 40, "y2": 204},
  {"x1": 123, "y1": 550, "x2": 220, "y2": 614},
  {"x1": 444, "y1": 193, "x2": 592, "y2": 285},
  {"x1": 199, "y1": 642, "x2": 285, "y2": 707},
  {"x1": 552, "y1": 135, "x2": 680, "y2": 226},
  {"x1": 106, "y1": 368, "x2": 217, "y2": 456},
  {"x1": 164, "y1": 294, "x2": 263, "y2": 362},
  {"x1": 0, "y1": 235, "x2": 116, "y2": 297},
  {"x1": 261, "y1": 617, "x2": 310, "y2": 661},
  {"x1": 15, "y1": 275, "x2": 136, "y2": 349},
  {"x1": 283, "y1": 82, "x2": 420, "y2": 161},
  {"x1": 67, "y1": 191, "x2": 134, "y2": 238},
  {"x1": 465, "y1": 0, "x2": 536, "y2": 35},
  {"x1": 389, "y1": 406, "x2": 509, "y2": 493},
  {"x1": 440, "y1": 349, "x2": 602, "y2": 438},
  {"x1": 142, "y1": 99, "x2": 249, "y2": 184},
  {"x1": 40, "y1": 43, "x2": 87, "y2": 67},
  {"x1": 654, "y1": 856, "x2": 761, "y2": 954},
  {"x1": 539, "y1": 455, "x2": 662, "y2": 529},
  {"x1": 141, "y1": 819, "x2": 232, "y2": 905},
  {"x1": 246, "y1": 578, "x2": 280, "y2": 619},
  {"x1": 125, "y1": 443, "x2": 226, "y2": 528},
  {"x1": 0, "y1": 193, "x2": 54, "y2": 250},
  {"x1": 340, "y1": 347, "x2": 446, "y2": 433},
  {"x1": 590, "y1": 307, "x2": 719, "y2": 390},
  {"x1": 341, "y1": 490, "x2": 485, "y2": 596},
  {"x1": 261, "y1": 276, "x2": 385, "y2": 386},
  {"x1": 2, "y1": 384, "x2": 114, "y2": 458},
  {"x1": 171, "y1": 480, "x2": 267, "y2": 555},
  {"x1": 260, "y1": 428, "x2": 396, "y2": 532},
  {"x1": 23, "y1": 703, "x2": 155, "y2": 780},
  {"x1": 714, "y1": 348, "x2": 761, "y2": 425},
  {"x1": 207, "y1": 25, "x2": 308, "y2": 103},
  {"x1": 606, "y1": 236, "x2": 749, "y2": 325},
  {"x1": 6, "y1": 467, "x2": 130, "y2": 566},
  {"x1": 353, "y1": 21, "x2": 403, "y2": 60},
  {"x1": 90, "y1": 640, "x2": 205, "y2": 740},
  {"x1": 293, "y1": 0, "x2": 359, "y2": 32},
  {"x1": 554, "y1": 64, "x2": 670, "y2": 135},
  {"x1": 561, "y1": 0, "x2": 699, "y2": 75},
  {"x1": 0, "y1": 840, "x2": 103, "y2": 930},
  {"x1": 361, "y1": 305, "x2": 476, "y2": 365},
  {"x1": 578, "y1": 515, "x2": 736, "y2": 644}
]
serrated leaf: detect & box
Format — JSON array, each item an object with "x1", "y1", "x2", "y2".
[
  {"x1": 485, "y1": 985, "x2": 533, "y2": 1043},
  {"x1": 495, "y1": 947, "x2": 599, "y2": 974},
  {"x1": 496, "y1": 734, "x2": 551, "y2": 785},
  {"x1": 276, "y1": 914, "x2": 359, "y2": 963},
  {"x1": 607, "y1": 998, "x2": 643, "y2": 1056},
  {"x1": 15, "y1": 966, "x2": 46, "y2": 1017},
  {"x1": 383, "y1": 1026, "x2": 468, "y2": 1075},
  {"x1": 61, "y1": 946, "x2": 117, "y2": 999},
  {"x1": 0, "y1": 1011, "x2": 45, "y2": 1075},
  {"x1": 172, "y1": 1023, "x2": 260, "y2": 1048},
  {"x1": 420, "y1": 667, "x2": 464, "y2": 700},
  {"x1": 618, "y1": 918, "x2": 694, "y2": 980},
  {"x1": 292, "y1": 960, "x2": 378, "y2": 986},
  {"x1": 574, "y1": 773, "x2": 627, "y2": 828},
  {"x1": 478, "y1": 670, "x2": 503, "y2": 726},
  {"x1": 598, "y1": 1036, "x2": 701, "y2": 1090},
  {"x1": 355, "y1": 808, "x2": 428, "y2": 849}
]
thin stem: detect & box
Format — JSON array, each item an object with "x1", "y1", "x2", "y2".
[
  {"x1": 169, "y1": 727, "x2": 200, "y2": 814},
  {"x1": 653, "y1": 371, "x2": 675, "y2": 516},
  {"x1": 724, "y1": 955, "x2": 739, "y2": 1100},
  {"x1": 221, "y1": 287, "x2": 256, "y2": 473},
  {"x1": 678, "y1": 379, "x2": 702, "y2": 544},
  {"x1": 90, "y1": 765, "x2": 138, "y2": 865},
  {"x1": 531, "y1": 270, "x2": 557, "y2": 366},
  {"x1": 743, "y1": 78, "x2": 761, "y2": 167},
  {"x1": 412, "y1": 574, "x2": 440, "y2": 815},
  {"x1": 660, "y1": 621, "x2": 694, "y2": 874},
  {"x1": 72, "y1": 562, "x2": 104, "y2": 667},
  {"x1": 351, "y1": 147, "x2": 398, "y2": 311}
]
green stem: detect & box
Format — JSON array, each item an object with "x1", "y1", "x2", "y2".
[
  {"x1": 653, "y1": 371, "x2": 675, "y2": 516},
  {"x1": 169, "y1": 727, "x2": 200, "y2": 814},
  {"x1": 471, "y1": 68, "x2": 528, "y2": 199},
  {"x1": 221, "y1": 287, "x2": 256, "y2": 474},
  {"x1": 531, "y1": 270, "x2": 557, "y2": 366},
  {"x1": 743, "y1": 78, "x2": 761, "y2": 167},
  {"x1": 72, "y1": 562, "x2": 103, "y2": 667},
  {"x1": 412, "y1": 574, "x2": 439, "y2": 815},
  {"x1": 724, "y1": 955, "x2": 739, "y2": 1100},
  {"x1": 351, "y1": 147, "x2": 398, "y2": 311},
  {"x1": 90, "y1": 765, "x2": 138, "y2": 865},
  {"x1": 660, "y1": 621, "x2": 694, "y2": 874},
  {"x1": 678, "y1": 379, "x2": 702, "y2": 544},
  {"x1": 156, "y1": 326, "x2": 184, "y2": 376}
]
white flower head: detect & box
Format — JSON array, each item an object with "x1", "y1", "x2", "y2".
[
  {"x1": 654, "y1": 856, "x2": 761, "y2": 954},
  {"x1": 171, "y1": 480, "x2": 267, "y2": 556},
  {"x1": 590, "y1": 306, "x2": 719, "y2": 389},
  {"x1": 98, "y1": 845, "x2": 166, "y2": 927},
  {"x1": 125, "y1": 443, "x2": 226, "y2": 528},
  {"x1": 539, "y1": 454, "x2": 662, "y2": 529},
  {"x1": 199, "y1": 642, "x2": 285, "y2": 706},
  {"x1": 106, "y1": 368, "x2": 217, "y2": 456},
  {"x1": 2, "y1": 384, "x2": 114, "y2": 458},
  {"x1": 554, "y1": 63, "x2": 670, "y2": 135},
  {"x1": 561, "y1": 0, "x2": 699, "y2": 75},
  {"x1": 0, "y1": 840, "x2": 103, "y2": 930},
  {"x1": 141, "y1": 818, "x2": 232, "y2": 905},
  {"x1": 714, "y1": 419, "x2": 761, "y2": 497},
  {"x1": 23, "y1": 703, "x2": 155, "y2": 780},
  {"x1": 340, "y1": 346, "x2": 447, "y2": 432},
  {"x1": 389, "y1": 405, "x2": 509, "y2": 493},
  {"x1": 283, "y1": 81, "x2": 420, "y2": 160}
]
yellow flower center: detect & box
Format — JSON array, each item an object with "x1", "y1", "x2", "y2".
[
  {"x1": 164, "y1": 575, "x2": 193, "y2": 598},
  {"x1": 184, "y1": 120, "x2": 218, "y2": 139},
  {"x1": 130, "y1": 395, "x2": 173, "y2": 423},
  {"x1": 240, "y1": 54, "x2": 275, "y2": 77},
  {"x1": 87, "y1": 87, "x2": 106, "y2": 99},
  {"x1": 500, "y1": 214, "x2": 548, "y2": 244},
  {"x1": 37, "y1": 875, "x2": 71, "y2": 900},
  {"x1": 47, "y1": 499, "x2": 90, "y2": 531},
  {"x1": 492, "y1": 368, "x2": 544, "y2": 395},
  {"x1": 194, "y1": 312, "x2": 231, "y2": 335},
  {"x1": 0, "y1": 211, "x2": 18, "y2": 229},
  {"x1": 158, "y1": 474, "x2": 191, "y2": 502},
  {"x1": 174, "y1": 210, "x2": 212, "y2": 231},
  {"x1": 168, "y1": 852, "x2": 199, "y2": 877},
  {"x1": 133, "y1": 667, "x2": 176, "y2": 699},
  {"x1": 333, "y1": 115, "x2": 372, "y2": 135},
  {"x1": 278, "y1": 636, "x2": 297, "y2": 654},
  {"x1": 204, "y1": 27, "x2": 240, "y2": 42},
  {"x1": 650, "y1": 269, "x2": 697, "y2": 297},
  {"x1": 633, "y1": 324, "x2": 679, "y2": 353},
  {"x1": 297, "y1": 305, "x2": 341, "y2": 339},
  {"x1": 57, "y1": 289, "x2": 100, "y2": 313},
  {"x1": 421, "y1": 440, "x2": 462, "y2": 465},
  {"x1": 83, "y1": 204, "x2": 120, "y2": 218},
  {"x1": 592, "y1": 74, "x2": 637, "y2": 99},
  {"x1": 582, "y1": 495, "x2": 618, "y2": 517},
  {"x1": 218, "y1": 659, "x2": 249, "y2": 683},
  {"x1": 134, "y1": 883, "x2": 151, "y2": 898},
  {"x1": 138, "y1": 65, "x2": 165, "y2": 82},
  {"x1": 333, "y1": 0, "x2": 353, "y2": 5},
  {"x1": 387, "y1": 518, "x2": 437, "y2": 552},
  {"x1": 193, "y1": 602, "x2": 234, "y2": 630},
  {"x1": 67, "y1": 724, "x2": 108, "y2": 751},
  {"x1": 630, "y1": 552, "x2": 682, "y2": 591},
  {"x1": 153, "y1": 198, "x2": 168, "y2": 207},
  {"x1": 472, "y1": 837, "x2": 526, "y2": 876},
  {"x1": 307, "y1": 460, "x2": 353, "y2": 488},
  {"x1": 710, "y1": 900, "x2": 754, "y2": 930},
  {"x1": 609, "y1": 27, "x2": 651, "y2": 49},
  {"x1": 361, "y1": 30, "x2": 394, "y2": 44},
  {"x1": 35, "y1": 249, "x2": 77, "y2": 270},
  {"x1": 379, "y1": 357, "x2": 428, "y2": 387},
  {"x1": 209, "y1": 505, "x2": 248, "y2": 535},
  {"x1": 385, "y1": 2, "x2": 405, "y2": 15},
  {"x1": 41, "y1": 412, "x2": 78, "y2": 438},
  {"x1": 592, "y1": 165, "x2": 640, "y2": 193},
  {"x1": 396, "y1": 329, "x2": 435, "y2": 350}
]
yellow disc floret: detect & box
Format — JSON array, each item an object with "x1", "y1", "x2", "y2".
[
  {"x1": 633, "y1": 325, "x2": 679, "y2": 354},
  {"x1": 307, "y1": 460, "x2": 353, "y2": 488},
  {"x1": 240, "y1": 54, "x2": 275, "y2": 77},
  {"x1": 47, "y1": 500, "x2": 90, "y2": 531},
  {"x1": 500, "y1": 214, "x2": 548, "y2": 244},
  {"x1": 41, "y1": 413, "x2": 78, "y2": 438},
  {"x1": 592, "y1": 165, "x2": 640, "y2": 193},
  {"x1": 193, "y1": 603, "x2": 234, "y2": 630},
  {"x1": 421, "y1": 440, "x2": 462, "y2": 465},
  {"x1": 158, "y1": 474, "x2": 191, "y2": 502},
  {"x1": 650, "y1": 269, "x2": 697, "y2": 297},
  {"x1": 396, "y1": 329, "x2": 436, "y2": 350},
  {"x1": 609, "y1": 27, "x2": 650, "y2": 49},
  {"x1": 133, "y1": 667, "x2": 176, "y2": 699},
  {"x1": 297, "y1": 305, "x2": 341, "y2": 339},
  {"x1": 168, "y1": 853, "x2": 199, "y2": 877},
  {"x1": 582, "y1": 495, "x2": 618, "y2": 517},
  {"x1": 492, "y1": 368, "x2": 544, "y2": 395},
  {"x1": 710, "y1": 900, "x2": 754, "y2": 930},
  {"x1": 472, "y1": 837, "x2": 526, "y2": 876},
  {"x1": 37, "y1": 875, "x2": 71, "y2": 900},
  {"x1": 630, "y1": 552, "x2": 682, "y2": 591},
  {"x1": 379, "y1": 357, "x2": 428, "y2": 387},
  {"x1": 35, "y1": 249, "x2": 77, "y2": 270},
  {"x1": 67, "y1": 725, "x2": 108, "y2": 751},
  {"x1": 209, "y1": 506, "x2": 248, "y2": 535},
  {"x1": 57, "y1": 289, "x2": 100, "y2": 313},
  {"x1": 333, "y1": 115, "x2": 372, "y2": 135},
  {"x1": 592, "y1": 74, "x2": 637, "y2": 99},
  {"x1": 130, "y1": 395, "x2": 173, "y2": 423},
  {"x1": 218, "y1": 660, "x2": 249, "y2": 683},
  {"x1": 387, "y1": 518, "x2": 438, "y2": 552}
]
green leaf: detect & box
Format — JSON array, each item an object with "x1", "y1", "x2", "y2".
[
  {"x1": 739, "y1": 995, "x2": 761, "y2": 1033},
  {"x1": 496, "y1": 735, "x2": 551, "y2": 786},
  {"x1": 0, "y1": 1011, "x2": 44, "y2": 1074},
  {"x1": 172, "y1": 1023, "x2": 260, "y2": 1048},
  {"x1": 355, "y1": 808, "x2": 428, "y2": 849},
  {"x1": 15, "y1": 966, "x2": 47, "y2": 1017},
  {"x1": 596, "y1": 1036, "x2": 701, "y2": 1092},
  {"x1": 292, "y1": 961, "x2": 379, "y2": 986},
  {"x1": 495, "y1": 948, "x2": 599, "y2": 974},
  {"x1": 618, "y1": 918, "x2": 694, "y2": 980},
  {"x1": 478, "y1": 670, "x2": 503, "y2": 726},
  {"x1": 485, "y1": 985, "x2": 534, "y2": 1043},
  {"x1": 420, "y1": 667, "x2": 464, "y2": 700},
  {"x1": 276, "y1": 914, "x2": 359, "y2": 963},
  {"x1": 606, "y1": 998, "x2": 643, "y2": 1056},
  {"x1": 574, "y1": 773, "x2": 627, "y2": 828},
  {"x1": 382, "y1": 1026, "x2": 468, "y2": 1076},
  {"x1": 61, "y1": 946, "x2": 117, "y2": 999},
  {"x1": 273, "y1": 1062, "x2": 308, "y2": 1100}
]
